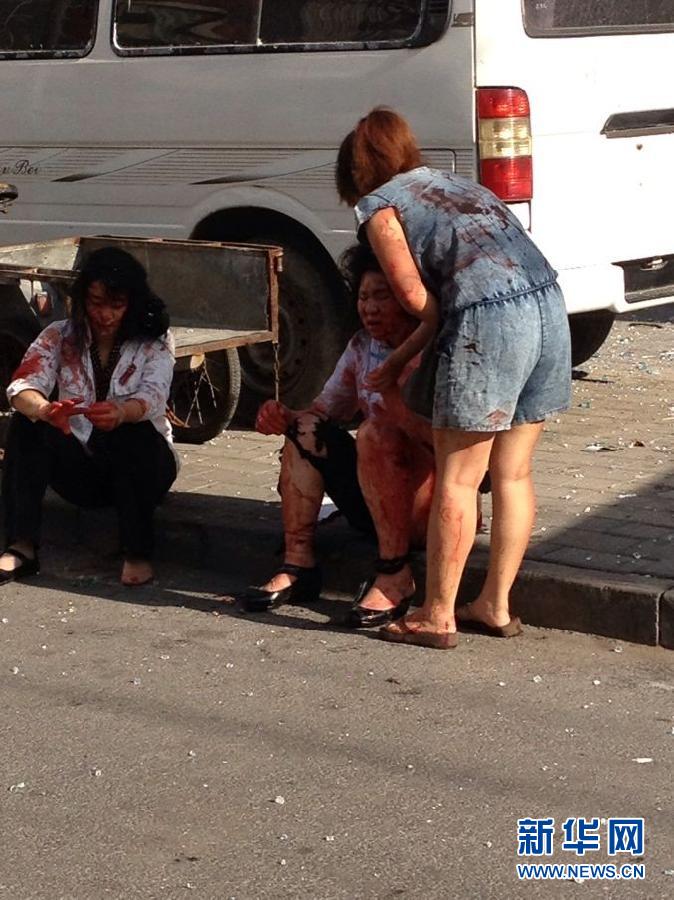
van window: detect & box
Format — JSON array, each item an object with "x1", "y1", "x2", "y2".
[
  {"x1": 524, "y1": 1, "x2": 674, "y2": 37},
  {"x1": 262, "y1": 1, "x2": 421, "y2": 44},
  {"x1": 113, "y1": 0, "x2": 427, "y2": 53},
  {"x1": 0, "y1": 0, "x2": 98, "y2": 57}
]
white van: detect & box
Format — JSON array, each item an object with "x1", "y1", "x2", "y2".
[{"x1": 1, "y1": 0, "x2": 673, "y2": 413}]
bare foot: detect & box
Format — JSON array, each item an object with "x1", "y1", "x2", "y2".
[
  {"x1": 0, "y1": 542, "x2": 35, "y2": 573},
  {"x1": 383, "y1": 607, "x2": 456, "y2": 637},
  {"x1": 358, "y1": 566, "x2": 415, "y2": 612},
  {"x1": 0, "y1": 552, "x2": 23, "y2": 573},
  {"x1": 456, "y1": 599, "x2": 511, "y2": 629},
  {"x1": 121, "y1": 558, "x2": 154, "y2": 586}
]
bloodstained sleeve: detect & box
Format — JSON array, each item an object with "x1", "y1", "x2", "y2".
[
  {"x1": 6, "y1": 322, "x2": 63, "y2": 404},
  {"x1": 312, "y1": 336, "x2": 360, "y2": 423},
  {"x1": 130, "y1": 332, "x2": 176, "y2": 420}
]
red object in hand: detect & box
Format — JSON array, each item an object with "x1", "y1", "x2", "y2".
[
  {"x1": 43, "y1": 397, "x2": 86, "y2": 435},
  {"x1": 85, "y1": 401, "x2": 125, "y2": 431},
  {"x1": 255, "y1": 399, "x2": 291, "y2": 436}
]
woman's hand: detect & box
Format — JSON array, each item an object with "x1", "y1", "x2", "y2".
[
  {"x1": 85, "y1": 401, "x2": 126, "y2": 431},
  {"x1": 38, "y1": 397, "x2": 86, "y2": 435},
  {"x1": 365, "y1": 357, "x2": 405, "y2": 392},
  {"x1": 378, "y1": 381, "x2": 405, "y2": 407},
  {"x1": 255, "y1": 399, "x2": 293, "y2": 435},
  {"x1": 370, "y1": 380, "x2": 405, "y2": 420}
]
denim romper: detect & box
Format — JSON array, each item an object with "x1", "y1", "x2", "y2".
[{"x1": 355, "y1": 167, "x2": 572, "y2": 431}]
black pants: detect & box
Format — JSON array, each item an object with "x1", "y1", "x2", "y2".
[
  {"x1": 286, "y1": 418, "x2": 492, "y2": 535},
  {"x1": 2, "y1": 414, "x2": 177, "y2": 559},
  {"x1": 286, "y1": 418, "x2": 375, "y2": 533}
]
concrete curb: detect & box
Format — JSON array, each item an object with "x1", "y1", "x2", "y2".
[
  {"x1": 152, "y1": 506, "x2": 672, "y2": 649},
  {"x1": 39, "y1": 497, "x2": 673, "y2": 648},
  {"x1": 660, "y1": 590, "x2": 674, "y2": 650}
]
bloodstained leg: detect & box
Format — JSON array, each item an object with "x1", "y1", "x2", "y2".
[
  {"x1": 389, "y1": 428, "x2": 493, "y2": 635},
  {"x1": 262, "y1": 412, "x2": 326, "y2": 593},
  {"x1": 355, "y1": 419, "x2": 434, "y2": 611}
]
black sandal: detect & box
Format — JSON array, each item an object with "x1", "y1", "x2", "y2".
[
  {"x1": 343, "y1": 555, "x2": 414, "y2": 629},
  {"x1": 0, "y1": 547, "x2": 40, "y2": 585},
  {"x1": 239, "y1": 563, "x2": 322, "y2": 613}
]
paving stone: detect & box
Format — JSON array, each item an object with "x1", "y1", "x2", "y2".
[
  {"x1": 611, "y1": 522, "x2": 674, "y2": 541},
  {"x1": 536, "y1": 530, "x2": 634, "y2": 555},
  {"x1": 535, "y1": 546, "x2": 620, "y2": 571}
]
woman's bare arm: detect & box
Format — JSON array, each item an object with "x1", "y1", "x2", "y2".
[
  {"x1": 11, "y1": 388, "x2": 51, "y2": 421},
  {"x1": 364, "y1": 208, "x2": 439, "y2": 388},
  {"x1": 365, "y1": 208, "x2": 438, "y2": 322}
]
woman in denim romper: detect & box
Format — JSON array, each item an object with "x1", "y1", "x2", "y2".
[{"x1": 336, "y1": 108, "x2": 571, "y2": 649}]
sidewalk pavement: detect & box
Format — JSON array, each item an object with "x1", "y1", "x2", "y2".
[{"x1": 44, "y1": 318, "x2": 674, "y2": 648}]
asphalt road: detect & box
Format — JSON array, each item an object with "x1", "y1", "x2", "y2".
[{"x1": 2, "y1": 558, "x2": 672, "y2": 900}]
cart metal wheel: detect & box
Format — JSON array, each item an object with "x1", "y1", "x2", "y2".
[{"x1": 168, "y1": 347, "x2": 241, "y2": 444}]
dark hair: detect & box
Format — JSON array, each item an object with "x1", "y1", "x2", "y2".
[
  {"x1": 339, "y1": 243, "x2": 383, "y2": 299},
  {"x1": 336, "y1": 107, "x2": 423, "y2": 206},
  {"x1": 69, "y1": 247, "x2": 169, "y2": 349}
]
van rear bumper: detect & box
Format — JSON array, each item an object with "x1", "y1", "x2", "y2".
[{"x1": 557, "y1": 262, "x2": 674, "y2": 316}]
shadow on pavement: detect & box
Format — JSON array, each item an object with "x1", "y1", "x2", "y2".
[{"x1": 19, "y1": 440, "x2": 674, "y2": 647}]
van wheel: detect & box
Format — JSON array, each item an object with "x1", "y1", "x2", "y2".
[
  {"x1": 569, "y1": 311, "x2": 615, "y2": 367},
  {"x1": 168, "y1": 348, "x2": 241, "y2": 444},
  {"x1": 236, "y1": 239, "x2": 350, "y2": 423}
]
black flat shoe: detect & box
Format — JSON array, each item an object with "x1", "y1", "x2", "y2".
[
  {"x1": 239, "y1": 563, "x2": 322, "y2": 613},
  {"x1": 0, "y1": 548, "x2": 40, "y2": 585},
  {"x1": 342, "y1": 554, "x2": 414, "y2": 629},
  {"x1": 343, "y1": 585, "x2": 413, "y2": 629}
]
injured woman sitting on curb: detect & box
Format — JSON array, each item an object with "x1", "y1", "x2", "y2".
[
  {"x1": 238, "y1": 244, "x2": 488, "y2": 627},
  {"x1": 0, "y1": 248, "x2": 177, "y2": 587}
]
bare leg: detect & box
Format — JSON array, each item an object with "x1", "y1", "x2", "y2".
[
  {"x1": 355, "y1": 420, "x2": 434, "y2": 610},
  {"x1": 458, "y1": 421, "x2": 544, "y2": 627},
  {"x1": 387, "y1": 429, "x2": 493, "y2": 636},
  {"x1": 262, "y1": 413, "x2": 326, "y2": 592}
]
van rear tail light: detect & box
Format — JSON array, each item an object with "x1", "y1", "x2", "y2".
[{"x1": 477, "y1": 87, "x2": 532, "y2": 202}]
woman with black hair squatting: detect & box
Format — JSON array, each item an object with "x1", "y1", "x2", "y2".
[{"x1": 0, "y1": 247, "x2": 177, "y2": 586}]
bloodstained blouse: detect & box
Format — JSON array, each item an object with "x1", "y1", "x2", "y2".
[
  {"x1": 354, "y1": 166, "x2": 558, "y2": 319},
  {"x1": 7, "y1": 320, "x2": 176, "y2": 450},
  {"x1": 313, "y1": 329, "x2": 419, "y2": 422}
]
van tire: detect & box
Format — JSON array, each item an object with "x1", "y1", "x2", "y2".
[
  {"x1": 235, "y1": 238, "x2": 350, "y2": 423},
  {"x1": 569, "y1": 310, "x2": 615, "y2": 367}
]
